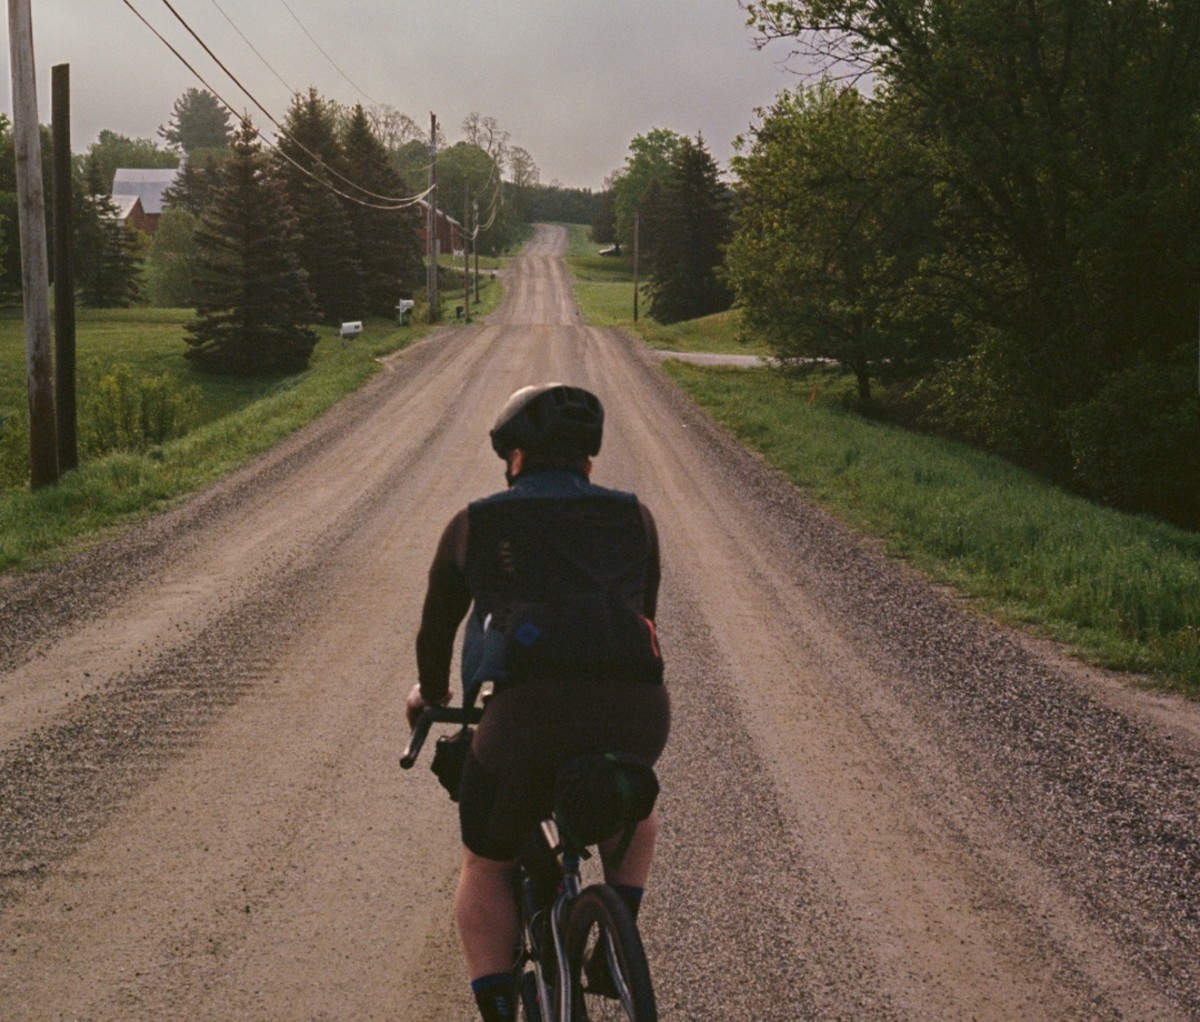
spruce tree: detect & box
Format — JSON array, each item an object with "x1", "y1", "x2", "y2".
[
  {"x1": 645, "y1": 136, "x2": 732, "y2": 324},
  {"x1": 75, "y1": 159, "x2": 145, "y2": 308},
  {"x1": 340, "y1": 104, "x2": 424, "y2": 316},
  {"x1": 272, "y1": 89, "x2": 364, "y2": 325},
  {"x1": 186, "y1": 120, "x2": 316, "y2": 375}
]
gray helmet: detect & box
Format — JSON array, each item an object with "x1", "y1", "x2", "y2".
[{"x1": 490, "y1": 383, "x2": 604, "y2": 459}]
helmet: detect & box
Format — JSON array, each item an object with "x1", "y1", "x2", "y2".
[{"x1": 490, "y1": 383, "x2": 604, "y2": 459}]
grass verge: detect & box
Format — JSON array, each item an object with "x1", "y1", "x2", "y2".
[
  {"x1": 0, "y1": 309, "x2": 448, "y2": 571},
  {"x1": 663, "y1": 364, "x2": 1200, "y2": 694}
]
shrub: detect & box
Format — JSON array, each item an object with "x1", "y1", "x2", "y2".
[{"x1": 81, "y1": 365, "x2": 199, "y2": 457}]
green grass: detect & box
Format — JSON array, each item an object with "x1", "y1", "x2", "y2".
[
  {"x1": 562, "y1": 224, "x2": 769, "y2": 355},
  {"x1": 0, "y1": 307, "x2": 444, "y2": 571},
  {"x1": 663, "y1": 364, "x2": 1200, "y2": 694}
]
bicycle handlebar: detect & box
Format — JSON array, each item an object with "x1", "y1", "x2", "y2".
[{"x1": 400, "y1": 703, "x2": 484, "y2": 769}]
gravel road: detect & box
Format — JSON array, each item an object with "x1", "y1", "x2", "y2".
[{"x1": 1, "y1": 224, "x2": 1198, "y2": 1021}]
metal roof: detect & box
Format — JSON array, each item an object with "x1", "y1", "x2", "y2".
[{"x1": 111, "y1": 168, "x2": 179, "y2": 215}]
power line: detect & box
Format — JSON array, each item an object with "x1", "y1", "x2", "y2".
[
  {"x1": 120, "y1": 0, "x2": 432, "y2": 211},
  {"x1": 278, "y1": 0, "x2": 383, "y2": 108},
  {"x1": 148, "y1": 0, "x2": 424, "y2": 208},
  {"x1": 206, "y1": 0, "x2": 294, "y2": 95}
]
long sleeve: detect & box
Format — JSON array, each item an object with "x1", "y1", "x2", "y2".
[{"x1": 414, "y1": 510, "x2": 472, "y2": 703}]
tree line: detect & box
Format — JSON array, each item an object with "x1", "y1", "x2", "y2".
[
  {"x1": 0, "y1": 88, "x2": 568, "y2": 375},
  {"x1": 592, "y1": 0, "x2": 1200, "y2": 530}
]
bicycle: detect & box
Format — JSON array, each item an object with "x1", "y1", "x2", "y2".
[{"x1": 402, "y1": 699, "x2": 660, "y2": 1022}]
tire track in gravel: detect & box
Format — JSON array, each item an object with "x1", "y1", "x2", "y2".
[{"x1": 2, "y1": 225, "x2": 1198, "y2": 1021}]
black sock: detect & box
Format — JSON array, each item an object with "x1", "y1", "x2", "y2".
[
  {"x1": 611, "y1": 883, "x2": 644, "y2": 921},
  {"x1": 470, "y1": 972, "x2": 515, "y2": 1022}
]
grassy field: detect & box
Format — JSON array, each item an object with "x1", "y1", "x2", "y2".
[
  {"x1": 561, "y1": 224, "x2": 1200, "y2": 695},
  {"x1": 0, "y1": 278, "x2": 503, "y2": 571}
]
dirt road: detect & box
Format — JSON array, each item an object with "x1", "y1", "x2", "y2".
[{"x1": 2, "y1": 224, "x2": 1198, "y2": 1021}]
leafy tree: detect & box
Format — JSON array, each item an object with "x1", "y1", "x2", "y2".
[
  {"x1": 83, "y1": 129, "x2": 177, "y2": 193},
  {"x1": 727, "y1": 85, "x2": 941, "y2": 398},
  {"x1": 159, "y1": 88, "x2": 233, "y2": 154},
  {"x1": 186, "y1": 120, "x2": 316, "y2": 375},
  {"x1": 745, "y1": 0, "x2": 1200, "y2": 524},
  {"x1": 439, "y1": 142, "x2": 517, "y2": 255},
  {"x1": 272, "y1": 88, "x2": 364, "y2": 325},
  {"x1": 340, "y1": 103, "x2": 425, "y2": 315},
  {"x1": 609, "y1": 128, "x2": 684, "y2": 249},
  {"x1": 524, "y1": 182, "x2": 602, "y2": 227},
  {"x1": 0, "y1": 115, "x2": 55, "y2": 303},
  {"x1": 644, "y1": 135, "x2": 733, "y2": 325},
  {"x1": 145, "y1": 207, "x2": 198, "y2": 307}
]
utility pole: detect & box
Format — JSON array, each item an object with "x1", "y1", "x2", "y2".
[
  {"x1": 9, "y1": 0, "x2": 58, "y2": 488},
  {"x1": 632, "y1": 210, "x2": 640, "y2": 323},
  {"x1": 426, "y1": 111, "x2": 439, "y2": 322},
  {"x1": 473, "y1": 199, "x2": 480, "y2": 303},
  {"x1": 52, "y1": 63, "x2": 77, "y2": 472},
  {"x1": 463, "y1": 184, "x2": 470, "y2": 322}
]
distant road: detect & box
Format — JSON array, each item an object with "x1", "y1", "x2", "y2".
[{"x1": 1, "y1": 224, "x2": 1197, "y2": 1020}]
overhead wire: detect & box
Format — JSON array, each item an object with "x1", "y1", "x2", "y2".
[
  {"x1": 206, "y1": 0, "x2": 295, "y2": 96},
  {"x1": 277, "y1": 0, "x2": 383, "y2": 109},
  {"x1": 151, "y1": 0, "x2": 424, "y2": 208}
]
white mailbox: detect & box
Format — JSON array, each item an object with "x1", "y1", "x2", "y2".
[
  {"x1": 396, "y1": 299, "x2": 415, "y2": 324},
  {"x1": 340, "y1": 321, "x2": 363, "y2": 341}
]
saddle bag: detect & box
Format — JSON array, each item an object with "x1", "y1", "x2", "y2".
[{"x1": 553, "y1": 751, "x2": 659, "y2": 850}]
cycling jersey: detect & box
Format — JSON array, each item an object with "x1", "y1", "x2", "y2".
[
  {"x1": 414, "y1": 467, "x2": 669, "y2": 861},
  {"x1": 416, "y1": 469, "x2": 661, "y2": 703}
]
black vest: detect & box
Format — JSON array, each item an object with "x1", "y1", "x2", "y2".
[{"x1": 463, "y1": 473, "x2": 662, "y2": 686}]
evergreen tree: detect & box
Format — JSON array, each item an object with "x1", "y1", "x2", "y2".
[
  {"x1": 161, "y1": 149, "x2": 225, "y2": 217},
  {"x1": 75, "y1": 159, "x2": 145, "y2": 308},
  {"x1": 186, "y1": 121, "x2": 316, "y2": 375},
  {"x1": 340, "y1": 104, "x2": 424, "y2": 315},
  {"x1": 644, "y1": 136, "x2": 732, "y2": 324},
  {"x1": 159, "y1": 88, "x2": 233, "y2": 154},
  {"x1": 272, "y1": 88, "x2": 364, "y2": 325}
]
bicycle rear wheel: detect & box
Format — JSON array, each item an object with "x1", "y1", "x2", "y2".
[{"x1": 562, "y1": 884, "x2": 657, "y2": 1022}]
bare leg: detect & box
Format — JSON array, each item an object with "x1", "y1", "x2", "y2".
[
  {"x1": 454, "y1": 847, "x2": 519, "y2": 979},
  {"x1": 599, "y1": 808, "x2": 659, "y2": 888}
]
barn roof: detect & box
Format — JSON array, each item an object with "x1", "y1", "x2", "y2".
[
  {"x1": 111, "y1": 168, "x2": 179, "y2": 215},
  {"x1": 109, "y1": 194, "x2": 143, "y2": 221}
]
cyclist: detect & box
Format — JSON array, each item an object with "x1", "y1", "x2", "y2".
[{"x1": 408, "y1": 383, "x2": 670, "y2": 1022}]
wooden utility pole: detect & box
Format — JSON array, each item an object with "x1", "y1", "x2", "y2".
[
  {"x1": 52, "y1": 63, "x2": 77, "y2": 472},
  {"x1": 472, "y1": 199, "x2": 480, "y2": 303},
  {"x1": 632, "y1": 211, "x2": 640, "y2": 323},
  {"x1": 463, "y1": 184, "x2": 470, "y2": 322},
  {"x1": 426, "y1": 112, "x2": 439, "y2": 321},
  {"x1": 9, "y1": 0, "x2": 58, "y2": 488}
]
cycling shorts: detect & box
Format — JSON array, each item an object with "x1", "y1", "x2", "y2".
[{"x1": 458, "y1": 679, "x2": 670, "y2": 861}]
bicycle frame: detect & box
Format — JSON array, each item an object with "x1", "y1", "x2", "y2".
[{"x1": 521, "y1": 839, "x2": 582, "y2": 1021}]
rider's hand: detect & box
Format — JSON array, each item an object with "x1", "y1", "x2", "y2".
[{"x1": 406, "y1": 683, "x2": 451, "y2": 728}]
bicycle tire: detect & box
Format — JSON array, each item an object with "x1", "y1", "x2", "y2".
[{"x1": 561, "y1": 884, "x2": 657, "y2": 1022}]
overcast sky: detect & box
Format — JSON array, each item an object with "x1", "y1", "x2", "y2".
[{"x1": 1, "y1": 0, "x2": 806, "y2": 190}]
